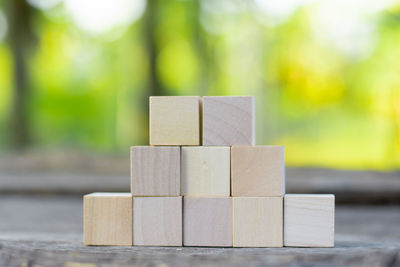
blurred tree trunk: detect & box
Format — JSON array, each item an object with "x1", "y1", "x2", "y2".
[
  {"x1": 144, "y1": 0, "x2": 163, "y2": 98},
  {"x1": 193, "y1": 0, "x2": 209, "y2": 96},
  {"x1": 7, "y1": 0, "x2": 35, "y2": 149},
  {"x1": 141, "y1": 0, "x2": 164, "y2": 144}
]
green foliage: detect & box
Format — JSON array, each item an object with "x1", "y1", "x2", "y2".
[{"x1": 0, "y1": 0, "x2": 399, "y2": 169}]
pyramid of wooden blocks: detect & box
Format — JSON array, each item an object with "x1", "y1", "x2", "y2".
[{"x1": 83, "y1": 95, "x2": 336, "y2": 248}]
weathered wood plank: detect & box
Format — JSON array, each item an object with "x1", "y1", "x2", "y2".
[{"x1": 0, "y1": 195, "x2": 399, "y2": 266}]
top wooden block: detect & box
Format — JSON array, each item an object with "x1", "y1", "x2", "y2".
[
  {"x1": 150, "y1": 96, "x2": 200, "y2": 146},
  {"x1": 202, "y1": 96, "x2": 255, "y2": 146}
]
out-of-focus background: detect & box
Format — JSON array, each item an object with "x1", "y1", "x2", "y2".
[
  {"x1": 0, "y1": 0, "x2": 399, "y2": 201},
  {"x1": 1, "y1": 1, "x2": 400, "y2": 265}
]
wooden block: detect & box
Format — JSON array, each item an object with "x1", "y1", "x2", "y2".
[
  {"x1": 233, "y1": 197, "x2": 283, "y2": 247},
  {"x1": 150, "y1": 96, "x2": 200, "y2": 145},
  {"x1": 202, "y1": 96, "x2": 255, "y2": 146},
  {"x1": 133, "y1": 197, "x2": 182, "y2": 246},
  {"x1": 183, "y1": 197, "x2": 232, "y2": 247},
  {"x1": 83, "y1": 193, "x2": 132, "y2": 246},
  {"x1": 181, "y1": 146, "x2": 230, "y2": 197},
  {"x1": 231, "y1": 145, "x2": 285, "y2": 197},
  {"x1": 131, "y1": 146, "x2": 180, "y2": 196},
  {"x1": 284, "y1": 194, "x2": 335, "y2": 247}
]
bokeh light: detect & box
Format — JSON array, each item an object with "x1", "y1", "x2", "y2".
[{"x1": 0, "y1": 0, "x2": 399, "y2": 170}]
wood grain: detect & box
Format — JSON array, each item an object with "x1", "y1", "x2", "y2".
[
  {"x1": 233, "y1": 197, "x2": 283, "y2": 247},
  {"x1": 150, "y1": 96, "x2": 200, "y2": 145},
  {"x1": 133, "y1": 197, "x2": 182, "y2": 246},
  {"x1": 202, "y1": 96, "x2": 255, "y2": 146},
  {"x1": 83, "y1": 193, "x2": 132, "y2": 246},
  {"x1": 284, "y1": 194, "x2": 335, "y2": 247},
  {"x1": 183, "y1": 197, "x2": 232, "y2": 247},
  {"x1": 131, "y1": 146, "x2": 180, "y2": 196},
  {"x1": 231, "y1": 146, "x2": 285, "y2": 197},
  {"x1": 181, "y1": 146, "x2": 230, "y2": 197}
]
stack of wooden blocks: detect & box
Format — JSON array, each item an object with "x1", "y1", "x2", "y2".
[{"x1": 84, "y1": 96, "x2": 335, "y2": 248}]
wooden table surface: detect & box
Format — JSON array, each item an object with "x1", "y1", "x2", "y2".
[{"x1": 0, "y1": 195, "x2": 399, "y2": 267}]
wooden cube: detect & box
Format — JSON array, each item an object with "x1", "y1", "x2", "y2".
[
  {"x1": 150, "y1": 96, "x2": 200, "y2": 145},
  {"x1": 231, "y1": 146, "x2": 285, "y2": 197},
  {"x1": 83, "y1": 193, "x2": 132, "y2": 246},
  {"x1": 184, "y1": 197, "x2": 232, "y2": 247},
  {"x1": 131, "y1": 146, "x2": 180, "y2": 196},
  {"x1": 284, "y1": 194, "x2": 335, "y2": 247},
  {"x1": 133, "y1": 197, "x2": 182, "y2": 246},
  {"x1": 181, "y1": 146, "x2": 230, "y2": 197},
  {"x1": 233, "y1": 197, "x2": 283, "y2": 247},
  {"x1": 202, "y1": 96, "x2": 255, "y2": 146}
]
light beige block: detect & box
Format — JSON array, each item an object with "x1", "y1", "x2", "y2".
[
  {"x1": 133, "y1": 197, "x2": 182, "y2": 246},
  {"x1": 202, "y1": 96, "x2": 255, "y2": 146},
  {"x1": 181, "y1": 146, "x2": 230, "y2": 197},
  {"x1": 184, "y1": 197, "x2": 232, "y2": 247},
  {"x1": 83, "y1": 193, "x2": 132, "y2": 246},
  {"x1": 233, "y1": 197, "x2": 283, "y2": 247},
  {"x1": 231, "y1": 146, "x2": 285, "y2": 197},
  {"x1": 150, "y1": 96, "x2": 200, "y2": 145},
  {"x1": 284, "y1": 194, "x2": 335, "y2": 247},
  {"x1": 131, "y1": 146, "x2": 180, "y2": 196}
]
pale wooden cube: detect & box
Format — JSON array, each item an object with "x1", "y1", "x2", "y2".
[
  {"x1": 83, "y1": 193, "x2": 132, "y2": 246},
  {"x1": 184, "y1": 197, "x2": 232, "y2": 247},
  {"x1": 131, "y1": 146, "x2": 180, "y2": 196},
  {"x1": 233, "y1": 197, "x2": 283, "y2": 247},
  {"x1": 202, "y1": 96, "x2": 255, "y2": 146},
  {"x1": 284, "y1": 194, "x2": 335, "y2": 247},
  {"x1": 133, "y1": 197, "x2": 182, "y2": 246},
  {"x1": 181, "y1": 146, "x2": 230, "y2": 197},
  {"x1": 231, "y1": 145, "x2": 285, "y2": 197},
  {"x1": 150, "y1": 96, "x2": 200, "y2": 145}
]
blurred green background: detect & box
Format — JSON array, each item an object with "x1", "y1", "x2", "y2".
[{"x1": 0, "y1": 0, "x2": 399, "y2": 170}]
